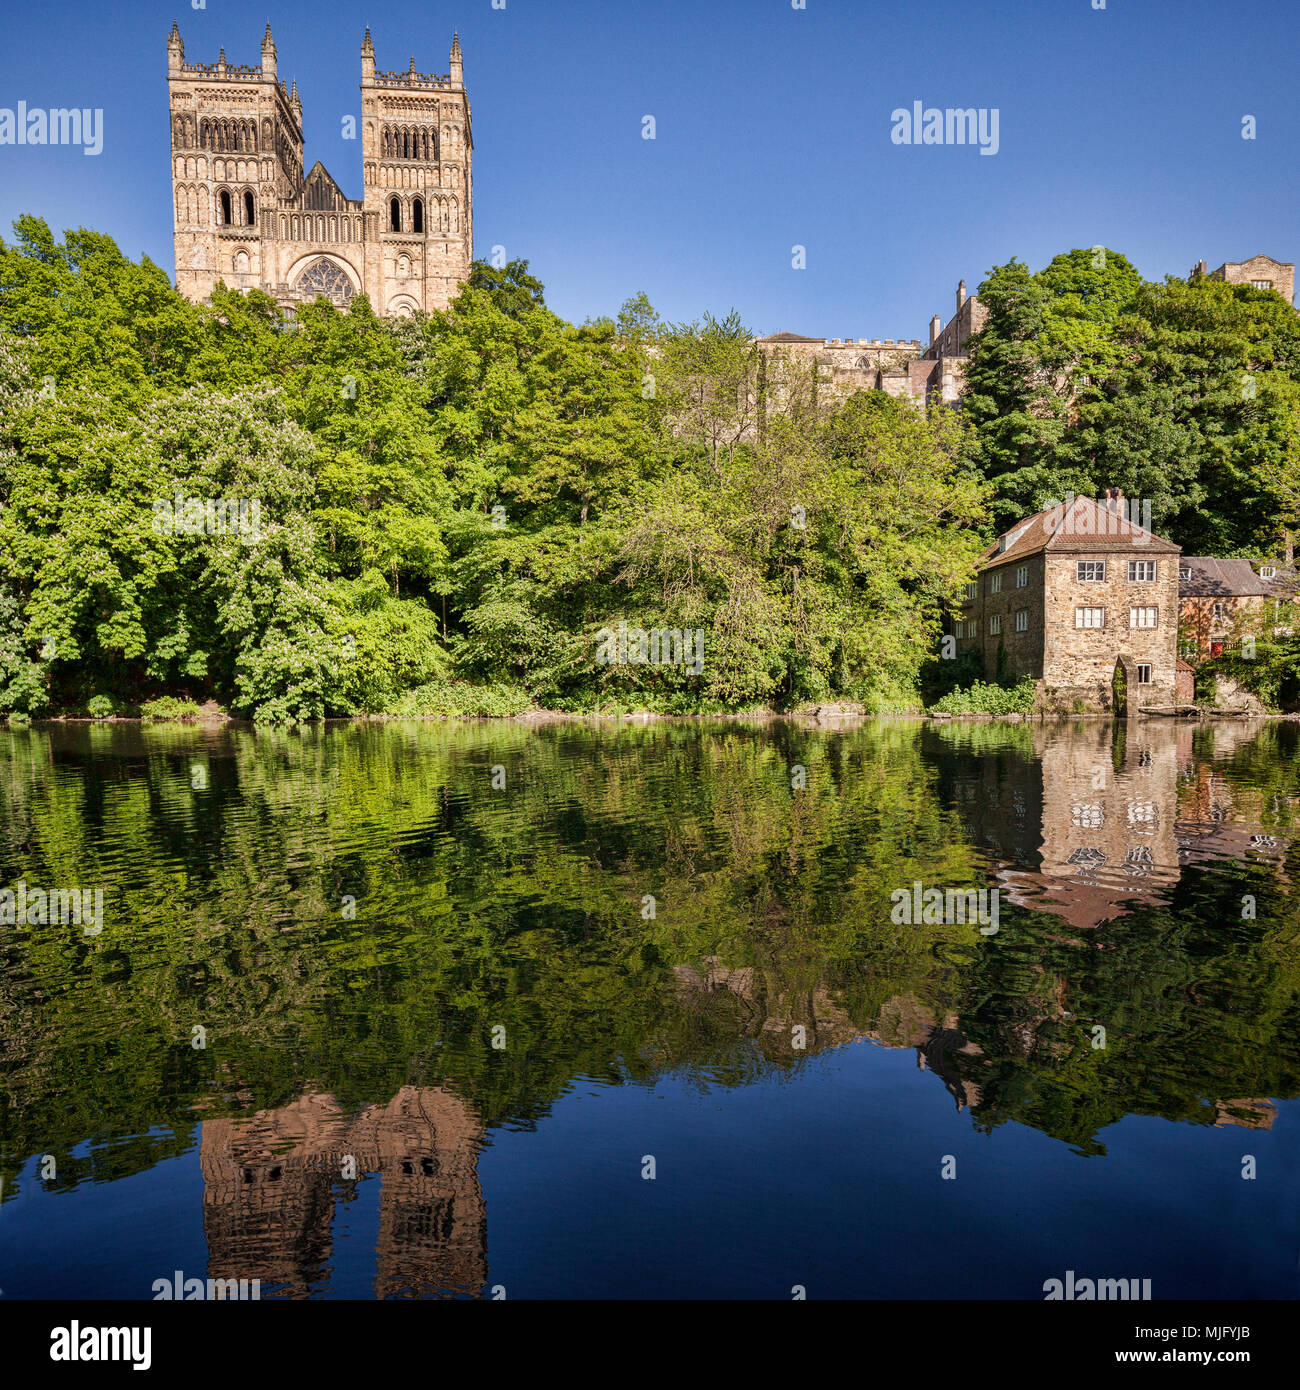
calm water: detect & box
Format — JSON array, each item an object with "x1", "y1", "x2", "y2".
[{"x1": 1, "y1": 717, "x2": 1298, "y2": 1300}]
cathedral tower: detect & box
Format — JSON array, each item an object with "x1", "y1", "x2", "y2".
[
  {"x1": 167, "y1": 25, "x2": 472, "y2": 316},
  {"x1": 360, "y1": 30, "x2": 474, "y2": 314}
]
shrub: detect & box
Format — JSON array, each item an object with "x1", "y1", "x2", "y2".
[
  {"x1": 385, "y1": 682, "x2": 532, "y2": 718},
  {"x1": 928, "y1": 677, "x2": 1037, "y2": 716},
  {"x1": 139, "y1": 696, "x2": 204, "y2": 723},
  {"x1": 85, "y1": 694, "x2": 119, "y2": 719}
]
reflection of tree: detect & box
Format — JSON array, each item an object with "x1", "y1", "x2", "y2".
[{"x1": 2, "y1": 717, "x2": 1299, "y2": 1201}]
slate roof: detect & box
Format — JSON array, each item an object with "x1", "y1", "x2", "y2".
[
  {"x1": 1178, "y1": 558, "x2": 1274, "y2": 597},
  {"x1": 979, "y1": 495, "x2": 1178, "y2": 570}
]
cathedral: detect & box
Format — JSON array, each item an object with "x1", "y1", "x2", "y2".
[{"x1": 167, "y1": 24, "x2": 473, "y2": 316}]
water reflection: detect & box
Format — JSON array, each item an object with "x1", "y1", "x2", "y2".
[
  {"x1": 0, "y1": 716, "x2": 1297, "y2": 1295},
  {"x1": 201, "y1": 1087, "x2": 485, "y2": 1299}
]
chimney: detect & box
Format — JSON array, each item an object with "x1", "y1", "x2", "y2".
[
  {"x1": 957, "y1": 279, "x2": 967, "y2": 312},
  {"x1": 929, "y1": 314, "x2": 942, "y2": 347}
]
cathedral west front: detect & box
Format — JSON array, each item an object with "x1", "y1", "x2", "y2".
[{"x1": 167, "y1": 23, "x2": 473, "y2": 317}]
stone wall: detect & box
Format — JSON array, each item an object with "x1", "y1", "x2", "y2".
[
  {"x1": 1042, "y1": 552, "x2": 1179, "y2": 709},
  {"x1": 956, "y1": 551, "x2": 1046, "y2": 682}
]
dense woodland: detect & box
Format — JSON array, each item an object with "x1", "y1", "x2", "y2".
[{"x1": 0, "y1": 219, "x2": 1298, "y2": 720}]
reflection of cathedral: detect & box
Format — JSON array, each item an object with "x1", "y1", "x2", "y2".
[{"x1": 200, "y1": 1086, "x2": 486, "y2": 1298}]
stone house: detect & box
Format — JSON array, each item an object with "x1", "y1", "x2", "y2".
[
  {"x1": 1177, "y1": 557, "x2": 1299, "y2": 658},
  {"x1": 952, "y1": 491, "x2": 1181, "y2": 711},
  {"x1": 1190, "y1": 254, "x2": 1295, "y2": 306}
]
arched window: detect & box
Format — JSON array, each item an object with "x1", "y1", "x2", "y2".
[
  {"x1": 244, "y1": 190, "x2": 255, "y2": 227},
  {"x1": 390, "y1": 198, "x2": 402, "y2": 232},
  {"x1": 219, "y1": 190, "x2": 232, "y2": 226},
  {"x1": 412, "y1": 197, "x2": 423, "y2": 233}
]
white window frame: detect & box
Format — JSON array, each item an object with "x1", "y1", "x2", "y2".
[
  {"x1": 1077, "y1": 560, "x2": 1106, "y2": 583},
  {"x1": 1135, "y1": 664, "x2": 1153, "y2": 685},
  {"x1": 989, "y1": 571, "x2": 1003, "y2": 594},
  {"x1": 988, "y1": 615, "x2": 1002, "y2": 635},
  {"x1": 1179, "y1": 565, "x2": 1192, "y2": 582},
  {"x1": 1015, "y1": 565, "x2": 1029, "y2": 588},
  {"x1": 1014, "y1": 609, "x2": 1029, "y2": 632},
  {"x1": 1129, "y1": 606, "x2": 1159, "y2": 629},
  {"x1": 964, "y1": 582, "x2": 978, "y2": 601},
  {"x1": 1074, "y1": 606, "x2": 1105, "y2": 629},
  {"x1": 1128, "y1": 560, "x2": 1156, "y2": 582},
  {"x1": 1259, "y1": 564, "x2": 1276, "y2": 580}
]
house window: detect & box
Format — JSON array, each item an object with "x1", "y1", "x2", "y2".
[
  {"x1": 1129, "y1": 560, "x2": 1156, "y2": 581},
  {"x1": 1075, "y1": 606, "x2": 1105, "y2": 629},
  {"x1": 1016, "y1": 565, "x2": 1029, "y2": 588},
  {"x1": 1251, "y1": 279, "x2": 1273, "y2": 290},
  {"x1": 989, "y1": 571, "x2": 1003, "y2": 594},
  {"x1": 1130, "y1": 606, "x2": 1159, "y2": 629},
  {"x1": 988, "y1": 615, "x2": 1001, "y2": 635},
  {"x1": 964, "y1": 582, "x2": 977, "y2": 600},
  {"x1": 1259, "y1": 564, "x2": 1276, "y2": 580},
  {"x1": 1212, "y1": 602, "x2": 1226, "y2": 623},
  {"x1": 1179, "y1": 565, "x2": 1192, "y2": 581},
  {"x1": 1135, "y1": 664, "x2": 1152, "y2": 685},
  {"x1": 1015, "y1": 609, "x2": 1029, "y2": 632},
  {"x1": 1077, "y1": 560, "x2": 1106, "y2": 582}
]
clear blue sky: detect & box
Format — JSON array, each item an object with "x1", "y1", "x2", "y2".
[{"x1": 1, "y1": 0, "x2": 1295, "y2": 337}]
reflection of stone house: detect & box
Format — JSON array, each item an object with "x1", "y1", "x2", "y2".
[
  {"x1": 1177, "y1": 557, "x2": 1299, "y2": 659},
  {"x1": 200, "y1": 1086, "x2": 485, "y2": 1298},
  {"x1": 953, "y1": 491, "x2": 1181, "y2": 711},
  {"x1": 1213, "y1": 1098, "x2": 1276, "y2": 1130}
]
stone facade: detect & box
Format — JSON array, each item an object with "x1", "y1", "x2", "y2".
[
  {"x1": 954, "y1": 492, "x2": 1181, "y2": 711},
  {"x1": 167, "y1": 24, "x2": 473, "y2": 317},
  {"x1": 757, "y1": 278, "x2": 981, "y2": 410},
  {"x1": 1193, "y1": 254, "x2": 1295, "y2": 306}
]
